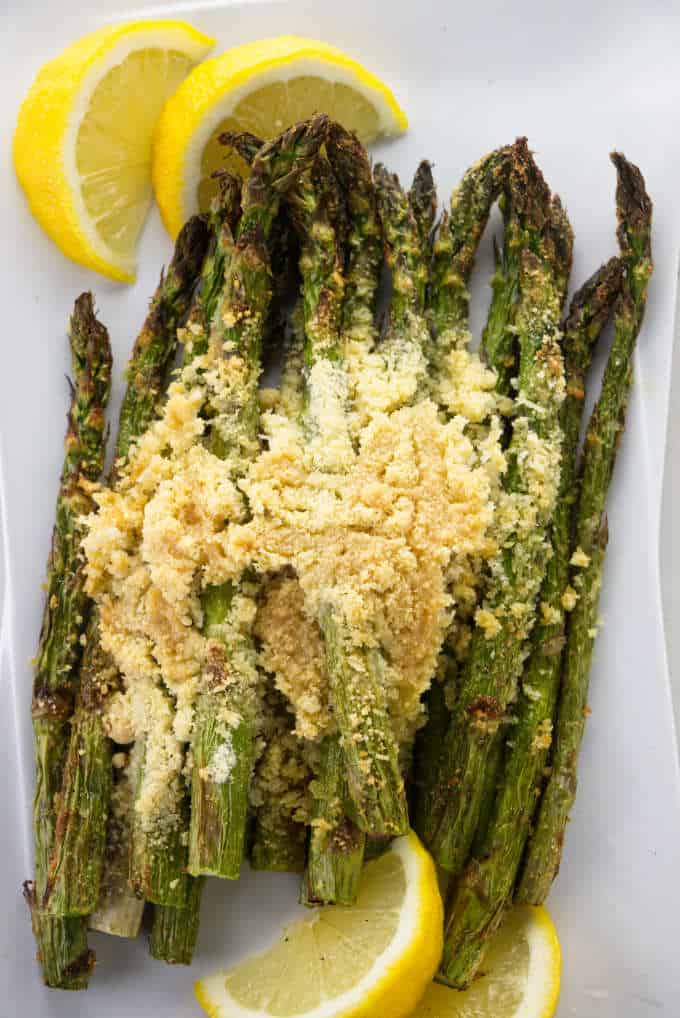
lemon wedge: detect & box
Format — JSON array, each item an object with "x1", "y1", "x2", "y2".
[
  {"x1": 195, "y1": 831, "x2": 442, "y2": 1018},
  {"x1": 153, "y1": 35, "x2": 408, "y2": 238},
  {"x1": 412, "y1": 906, "x2": 561, "y2": 1018},
  {"x1": 13, "y1": 21, "x2": 214, "y2": 282}
]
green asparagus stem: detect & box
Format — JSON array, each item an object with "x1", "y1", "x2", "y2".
[
  {"x1": 249, "y1": 338, "x2": 309, "y2": 877},
  {"x1": 25, "y1": 293, "x2": 111, "y2": 989},
  {"x1": 45, "y1": 217, "x2": 209, "y2": 918},
  {"x1": 300, "y1": 161, "x2": 418, "y2": 842},
  {"x1": 301, "y1": 735, "x2": 366, "y2": 904},
  {"x1": 150, "y1": 877, "x2": 205, "y2": 965},
  {"x1": 286, "y1": 147, "x2": 371, "y2": 895},
  {"x1": 22, "y1": 891, "x2": 95, "y2": 993},
  {"x1": 218, "y1": 131, "x2": 300, "y2": 357},
  {"x1": 183, "y1": 174, "x2": 243, "y2": 362},
  {"x1": 412, "y1": 655, "x2": 457, "y2": 839},
  {"x1": 188, "y1": 116, "x2": 329, "y2": 879},
  {"x1": 414, "y1": 147, "x2": 513, "y2": 840},
  {"x1": 481, "y1": 144, "x2": 573, "y2": 396},
  {"x1": 330, "y1": 124, "x2": 383, "y2": 343},
  {"x1": 426, "y1": 142, "x2": 572, "y2": 876},
  {"x1": 299, "y1": 126, "x2": 387, "y2": 901},
  {"x1": 94, "y1": 204, "x2": 236, "y2": 945},
  {"x1": 114, "y1": 215, "x2": 211, "y2": 467},
  {"x1": 516, "y1": 153, "x2": 653, "y2": 904},
  {"x1": 140, "y1": 182, "x2": 246, "y2": 949},
  {"x1": 438, "y1": 257, "x2": 623, "y2": 987},
  {"x1": 375, "y1": 162, "x2": 428, "y2": 320},
  {"x1": 122, "y1": 216, "x2": 213, "y2": 910}
]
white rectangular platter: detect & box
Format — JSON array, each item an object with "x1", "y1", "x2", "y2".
[{"x1": 2, "y1": 1, "x2": 680, "y2": 1015}]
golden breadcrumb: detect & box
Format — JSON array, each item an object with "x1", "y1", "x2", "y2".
[
  {"x1": 570, "y1": 546, "x2": 591, "y2": 568},
  {"x1": 83, "y1": 328, "x2": 503, "y2": 811},
  {"x1": 255, "y1": 576, "x2": 331, "y2": 740},
  {"x1": 227, "y1": 399, "x2": 496, "y2": 742}
]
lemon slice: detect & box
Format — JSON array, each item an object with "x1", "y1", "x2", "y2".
[
  {"x1": 412, "y1": 906, "x2": 561, "y2": 1018},
  {"x1": 153, "y1": 36, "x2": 408, "y2": 238},
  {"x1": 13, "y1": 21, "x2": 214, "y2": 282},
  {"x1": 195, "y1": 831, "x2": 442, "y2": 1018}
]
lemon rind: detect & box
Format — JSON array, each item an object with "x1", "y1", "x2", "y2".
[{"x1": 515, "y1": 906, "x2": 561, "y2": 1018}]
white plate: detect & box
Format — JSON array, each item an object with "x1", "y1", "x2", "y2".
[{"x1": 2, "y1": 1, "x2": 680, "y2": 1015}]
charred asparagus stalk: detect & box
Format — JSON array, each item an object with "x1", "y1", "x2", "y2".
[
  {"x1": 188, "y1": 116, "x2": 329, "y2": 879},
  {"x1": 299, "y1": 127, "x2": 385, "y2": 904},
  {"x1": 147, "y1": 180, "x2": 245, "y2": 958},
  {"x1": 426, "y1": 142, "x2": 572, "y2": 877},
  {"x1": 308, "y1": 161, "x2": 431, "y2": 843},
  {"x1": 439, "y1": 256, "x2": 623, "y2": 987},
  {"x1": 516, "y1": 154, "x2": 653, "y2": 904},
  {"x1": 286, "y1": 144, "x2": 368, "y2": 902},
  {"x1": 414, "y1": 145, "x2": 511, "y2": 840},
  {"x1": 409, "y1": 160, "x2": 437, "y2": 275},
  {"x1": 150, "y1": 877, "x2": 205, "y2": 965},
  {"x1": 44, "y1": 216, "x2": 209, "y2": 918},
  {"x1": 25, "y1": 293, "x2": 112, "y2": 989}
]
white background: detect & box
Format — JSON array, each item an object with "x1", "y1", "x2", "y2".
[{"x1": 2, "y1": 1, "x2": 680, "y2": 1015}]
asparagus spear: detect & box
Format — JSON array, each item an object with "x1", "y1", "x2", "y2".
[
  {"x1": 414, "y1": 145, "x2": 512, "y2": 840},
  {"x1": 284, "y1": 145, "x2": 371, "y2": 902},
  {"x1": 331, "y1": 124, "x2": 383, "y2": 346},
  {"x1": 219, "y1": 128, "x2": 263, "y2": 166},
  {"x1": 429, "y1": 145, "x2": 511, "y2": 354},
  {"x1": 297, "y1": 127, "x2": 384, "y2": 903},
  {"x1": 480, "y1": 196, "x2": 521, "y2": 395},
  {"x1": 412, "y1": 654, "x2": 457, "y2": 839},
  {"x1": 419, "y1": 150, "x2": 571, "y2": 855},
  {"x1": 426, "y1": 142, "x2": 572, "y2": 876},
  {"x1": 182, "y1": 173, "x2": 243, "y2": 362},
  {"x1": 517, "y1": 154, "x2": 653, "y2": 904},
  {"x1": 112, "y1": 215, "x2": 212, "y2": 911},
  {"x1": 249, "y1": 328, "x2": 311, "y2": 877},
  {"x1": 24, "y1": 293, "x2": 111, "y2": 989},
  {"x1": 375, "y1": 162, "x2": 429, "y2": 325},
  {"x1": 144, "y1": 182, "x2": 246, "y2": 959},
  {"x1": 301, "y1": 735, "x2": 366, "y2": 903},
  {"x1": 304, "y1": 161, "x2": 424, "y2": 843},
  {"x1": 451, "y1": 191, "x2": 574, "y2": 863},
  {"x1": 150, "y1": 877, "x2": 205, "y2": 965},
  {"x1": 44, "y1": 216, "x2": 209, "y2": 918},
  {"x1": 438, "y1": 257, "x2": 623, "y2": 987},
  {"x1": 114, "y1": 215, "x2": 211, "y2": 467},
  {"x1": 188, "y1": 116, "x2": 329, "y2": 879},
  {"x1": 408, "y1": 160, "x2": 437, "y2": 274}
]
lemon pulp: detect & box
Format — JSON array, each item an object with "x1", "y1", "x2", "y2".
[{"x1": 76, "y1": 49, "x2": 195, "y2": 259}]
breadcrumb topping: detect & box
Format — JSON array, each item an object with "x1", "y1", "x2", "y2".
[
  {"x1": 227, "y1": 398, "x2": 497, "y2": 742},
  {"x1": 570, "y1": 546, "x2": 590, "y2": 568},
  {"x1": 83, "y1": 323, "x2": 503, "y2": 817},
  {"x1": 255, "y1": 576, "x2": 331, "y2": 740}
]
